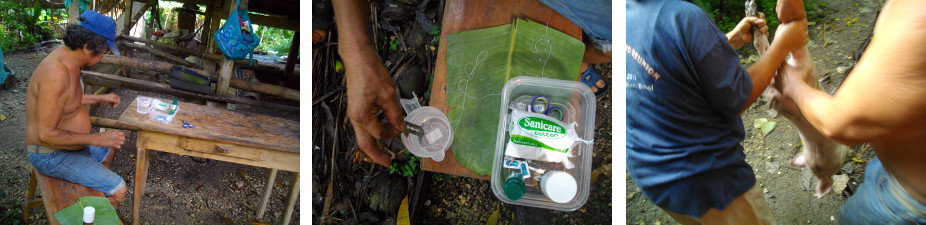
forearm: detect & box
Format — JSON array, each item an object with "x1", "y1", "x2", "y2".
[
  {"x1": 740, "y1": 41, "x2": 788, "y2": 114},
  {"x1": 38, "y1": 129, "x2": 100, "y2": 148},
  {"x1": 334, "y1": 0, "x2": 375, "y2": 58},
  {"x1": 726, "y1": 31, "x2": 745, "y2": 49},
  {"x1": 81, "y1": 94, "x2": 104, "y2": 104},
  {"x1": 785, "y1": 80, "x2": 868, "y2": 145}
]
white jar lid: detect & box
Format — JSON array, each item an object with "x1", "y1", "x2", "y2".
[{"x1": 540, "y1": 171, "x2": 577, "y2": 203}]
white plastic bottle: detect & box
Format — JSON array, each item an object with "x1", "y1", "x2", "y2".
[{"x1": 83, "y1": 206, "x2": 95, "y2": 225}]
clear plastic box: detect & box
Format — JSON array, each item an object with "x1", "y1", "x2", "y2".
[
  {"x1": 491, "y1": 76, "x2": 596, "y2": 211},
  {"x1": 147, "y1": 99, "x2": 178, "y2": 124}
]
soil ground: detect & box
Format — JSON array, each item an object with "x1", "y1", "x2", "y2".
[
  {"x1": 0, "y1": 45, "x2": 300, "y2": 224},
  {"x1": 626, "y1": 0, "x2": 884, "y2": 224}
]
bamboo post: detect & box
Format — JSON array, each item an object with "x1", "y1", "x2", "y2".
[
  {"x1": 124, "y1": 0, "x2": 133, "y2": 35},
  {"x1": 90, "y1": 116, "x2": 140, "y2": 130},
  {"x1": 201, "y1": 4, "x2": 215, "y2": 45},
  {"x1": 284, "y1": 32, "x2": 299, "y2": 78},
  {"x1": 218, "y1": 59, "x2": 234, "y2": 96},
  {"x1": 80, "y1": 70, "x2": 299, "y2": 111},
  {"x1": 217, "y1": 0, "x2": 239, "y2": 101}
]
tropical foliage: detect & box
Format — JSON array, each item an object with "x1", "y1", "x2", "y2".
[
  {"x1": 0, "y1": 1, "x2": 61, "y2": 52},
  {"x1": 690, "y1": 0, "x2": 819, "y2": 36}
]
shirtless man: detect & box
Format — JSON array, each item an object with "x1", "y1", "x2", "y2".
[
  {"x1": 777, "y1": 0, "x2": 926, "y2": 223},
  {"x1": 25, "y1": 10, "x2": 127, "y2": 208}
]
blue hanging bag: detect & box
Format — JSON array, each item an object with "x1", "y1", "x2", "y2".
[{"x1": 213, "y1": 0, "x2": 260, "y2": 64}]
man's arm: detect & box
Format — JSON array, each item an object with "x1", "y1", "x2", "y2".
[
  {"x1": 739, "y1": 20, "x2": 808, "y2": 114},
  {"x1": 333, "y1": 0, "x2": 405, "y2": 166},
  {"x1": 35, "y1": 66, "x2": 105, "y2": 148},
  {"x1": 782, "y1": 0, "x2": 926, "y2": 145},
  {"x1": 82, "y1": 93, "x2": 120, "y2": 107}
]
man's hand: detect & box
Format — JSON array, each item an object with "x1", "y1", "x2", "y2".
[
  {"x1": 95, "y1": 131, "x2": 125, "y2": 149},
  {"x1": 100, "y1": 93, "x2": 120, "y2": 108},
  {"x1": 344, "y1": 49, "x2": 405, "y2": 167},
  {"x1": 727, "y1": 13, "x2": 768, "y2": 49},
  {"x1": 772, "y1": 19, "x2": 809, "y2": 52}
]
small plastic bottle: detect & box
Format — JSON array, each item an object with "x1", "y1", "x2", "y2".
[
  {"x1": 83, "y1": 206, "x2": 95, "y2": 225},
  {"x1": 169, "y1": 99, "x2": 178, "y2": 115},
  {"x1": 503, "y1": 172, "x2": 526, "y2": 201}
]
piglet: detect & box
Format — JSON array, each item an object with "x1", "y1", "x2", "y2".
[{"x1": 766, "y1": 47, "x2": 849, "y2": 198}]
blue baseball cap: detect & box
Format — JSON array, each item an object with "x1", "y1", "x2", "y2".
[{"x1": 78, "y1": 10, "x2": 120, "y2": 56}]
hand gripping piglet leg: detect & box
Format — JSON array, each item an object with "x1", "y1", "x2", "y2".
[{"x1": 746, "y1": 0, "x2": 849, "y2": 198}]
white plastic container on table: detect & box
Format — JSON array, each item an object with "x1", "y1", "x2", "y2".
[
  {"x1": 490, "y1": 76, "x2": 596, "y2": 211},
  {"x1": 147, "y1": 99, "x2": 178, "y2": 124}
]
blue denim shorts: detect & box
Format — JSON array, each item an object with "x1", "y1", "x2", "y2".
[
  {"x1": 28, "y1": 145, "x2": 126, "y2": 196},
  {"x1": 540, "y1": 0, "x2": 612, "y2": 52},
  {"x1": 839, "y1": 157, "x2": 926, "y2": 224}
]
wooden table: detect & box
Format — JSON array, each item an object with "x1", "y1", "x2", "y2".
[
  {"x1": 426, "y1": 0, "x2": 583, "y2": 179},
  {"x1": 118, "y1": 98, "x2": 299, "y2": 225}
]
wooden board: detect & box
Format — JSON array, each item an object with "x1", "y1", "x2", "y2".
[
  {"x1": 34, "y1": 170, "x2": 106, "y2": 225},
  {"x1": 117, "y1": 97, "x2": 299, "y2": 152},
  {"x1": 425, "y1": 0, "x2": 583, "y2": 179}
]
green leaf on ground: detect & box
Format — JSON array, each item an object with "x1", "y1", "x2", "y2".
[
  {"x1": 397, "y1": 195, "x2": 411, "y2": 225},
  {"x1": 486, "y1": 206, "x2": 499, "y2": 225},
  {"x1": 53, "y1": 196, "x2": 119, "y2": 225},
  {"x1": 761, "y1": 121, "x2": 777, "y2": 136}
]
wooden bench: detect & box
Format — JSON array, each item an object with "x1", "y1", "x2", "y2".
[{"x1": 24, "y1": 166, "x2": 107, "y2": 225}]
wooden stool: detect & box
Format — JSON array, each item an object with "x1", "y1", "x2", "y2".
[{"x1": 24, "y1": 166, "x2": 106, "y2": 225}]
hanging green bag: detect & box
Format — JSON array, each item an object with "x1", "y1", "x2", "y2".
[{"x1": 213, "y1": 0, "x2": 260, "y2": 63}]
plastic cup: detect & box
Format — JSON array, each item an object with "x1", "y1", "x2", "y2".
[
  {"x1": 136, "y1": 96, "x2": 152, "y2": 114},
  {"x1": 401, "y1": 106, "x2": 453, "y2": 161}
]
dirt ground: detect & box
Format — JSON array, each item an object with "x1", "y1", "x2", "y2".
[
  {"x1": 626, "y1": 0, "x2": 884, "y2": 224},
  {"x1": 0, "y1": 45, "x2": 300, "y2": 224}
]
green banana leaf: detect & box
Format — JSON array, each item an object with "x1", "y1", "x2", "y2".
[
  {"x1": 54, "y1": 196, "x2": 120, "y2": 225},
  {"x1": 446, "y1": 19, "x2": 584, "y2": 175}
]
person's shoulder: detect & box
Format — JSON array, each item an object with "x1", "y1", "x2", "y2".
[
  {"x1": 32, "y1": 54, "x2": 69, "y2": 84},
  {"x1": 664, "y1": 1, "x2": 712, "y2": 22}
]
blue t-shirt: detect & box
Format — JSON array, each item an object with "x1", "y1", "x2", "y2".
[{"x1": 626, "y1": 0, "x2": 757, "y2": 218}]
